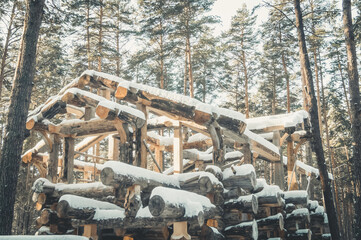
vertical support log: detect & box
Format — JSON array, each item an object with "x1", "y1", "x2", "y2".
[
  {"x1": 48, "y1": 134, "x2": 60, "y2": 183},
  {"x1": 207, "y1": 121, "x2": 225, "y2": 165},
  {"x1": 108, "y1": 135, "x2": 120, "y2": 160},
  {"x1": 273, "y1": 131, "x2": 284, "y2": 189},
  {"x1": 287, "y1": 138, "x2": 297, "y2": 190},
  {"x1": 84, "y1": 106, "x2": 95, "y2": 121},
  {"x1": 136, "y1": 103, "x2": 147, "y2": 168},
  {"x1": 174, "y1": 123, "x2": 183, "y2": 174},
  {"x1": 172, "y1": 222, "x2": 191, "y2": 240},
  {"x1": 155, "y1": 146, "x2": 163, "y2": 173},
  {"x1": 83, "y1": 224, "x2": 97, "y2": 240},
  {"x1": 63, "y1": 137, "x2": 75, "y2": 184},
  {"x1": 243, "y1": 143, "x2": 252, "y2": 164}
]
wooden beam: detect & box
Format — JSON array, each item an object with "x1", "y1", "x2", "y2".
[
  {"x1": 242, "y1": 143, "x2": 252, "y2": 164},
  {"x1": 173, "y1": 123, "x2": 183, "y2": 174},
  {"x1": 154, "y1": 145, "x2": 163, "y2": 173},
  {"x1": 83, "y1": 224, "x2": 98, "y2": 240},
  {"x1": 207, "y1": 121, "x2": 225, "y2": 165},
  {"x1": 171, "y1": 222, "x2": 191, "y2": 240},
  {"x1": 287, "y1": 138, "x2": 297, "y2": 190},
  {"x1": 107, "y1": 135, "x2": 120, "y2": 160}
]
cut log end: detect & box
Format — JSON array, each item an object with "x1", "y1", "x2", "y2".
[
  {"x1": 56, "y1": 200, "x2": 69, "y2": 219},
  {"x1": 149, "y1": 195, "x2": 165, "y2": 217},
  {"x1": 95, "y1": 105, "x2": 110, "y2": 119},
  {"x1": 22, "y1": 151, "x2": 33, "y2": 163},
  {"x1": 115, "y1": 86, "x2": 128, "y2": 99},
  {"x1": 26, "y1": 118, "x2": 36, "y2": 130},
  {"x1": 251, "y1": 194, "x2": 259, "y2": 215},
  {"x1": 100, "y1": 167, "x2": 115, "y2": 186}
]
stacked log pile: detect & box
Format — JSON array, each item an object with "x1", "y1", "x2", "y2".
[{"x1": 31, "y1": 161, "x2": 330, "y2": 240}]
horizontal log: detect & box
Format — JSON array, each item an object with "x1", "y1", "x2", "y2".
[
  {"x1": 286, "y1": 229, "x2": 311, "y2": 240},
  {"x1": 56, "y1": 194, "x2": 121, "y2": 219},
  {"x1": 255, "y1": 187, "x2": 283, "y2": 207},
  {"x1": 200, "y1": 224, "x2": 225, "y2": 240},
  {"x1": 224, "y1": 219, "x2": 258, "y2": 240},
  {"x1": 222, "y1": 164, "x2": 257, "y2": 191},
  {"x1": 95, "y1": 100, "x2": 145, "y2": 128},
  {"x1": 256, "y1": 213, "x2": 284, "y2": 231},
  {"x1": 205, "y1": 165, "x2": 223, "y2": 181},
  {"x1": 223, "y1": 187, "x2": 247, "y2": 201},
  {"x1": 100, "y1": 161, "x2": 179, "y2": 191},
  {"x1": 224, "y1": 194, "x2": 258, "y2": 214},
  {"x1": 285, "y1": 208, "x2": 310, "y2": 231},
  {"x1": 282, "y1": 190, "x2": 308, "y2": 208}
]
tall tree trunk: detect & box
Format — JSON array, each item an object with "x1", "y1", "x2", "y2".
[
  {"x1": 0, "y1": 0, "x2": 45, "y2": 234},
  {"x1": 279, "y1": 23, "x2": 291, "y2": 113},
  {"x1": 183, "y1": 50, "x2": 187, "y2": 95},
  {"x1": 185, "y1": 2, "x2": 194, "y2": 98},
  {"x1": 0, "y1": 0, "x2": 17, "y2": 100},
  {"x1": 342, "y1": 0, "x2": 361, "y2": 237},
  {"x1": 98, "y1": 0, "x2": 103, "y2": 72},
  {"x1": 86, "y1": 0, "x2": 91, "y2": 69},
  {"x1": 272, "y1": 64, "x2": 276, "y2": 115},
  {"x1": 293, "y1": 1, "x2": 341, "y2": 239},
  {"x1": 241, "y1": 28, "x2": 249, "y2": 118},
  {"x1": 159, "y1": 20, "x2": 165, "y2": 90},
  {"x1": 336, "y1": 53, "x2": 352, "y2": 121},
  {"x1": 319, "y1": 52, "x2": 343, "y2": 235},
  {"x1": 116, "y1": 6, "x2": 120, "y2": 76}
]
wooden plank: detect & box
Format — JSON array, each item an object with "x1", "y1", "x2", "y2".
[
  {"x1": 83, "y1": 224, "x2": 98, "y2": 240},
  {"x1": 154, "y1": 145, "x2": 163, "y2": 173},
  {"x1": 242, "y1": 143, "x2": 252, "y2": 164},
  {"x1": 108, "y1": 135, "x2": 120, "y2": 160},
  {"x1": 136, "y1": 104, "x2": 147, "y2": 169},
  {"x1": 287, "y1": 139, "x2": 297, "y2": 190},
  {"x1": 273, "y1": 131, "x2": 284, "y2": 189}
]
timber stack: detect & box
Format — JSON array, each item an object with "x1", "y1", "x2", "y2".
[{"x1": 21, "y1": 70, "x2": 332, "y2": 240}]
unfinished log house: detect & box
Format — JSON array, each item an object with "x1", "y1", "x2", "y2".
[{"x1": 22, "y1": 70, "x2": 332, "y2": 240}]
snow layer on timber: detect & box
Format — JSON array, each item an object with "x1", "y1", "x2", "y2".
[
  {"x1": 82, "y1": 70, "x2": 246, "y2": 120},
  {"x1": 254, "y1": 178, "x2": 283, "y2": 197},
  {"x1": 205, "y1": 165, "x2": 222, "y2": 175},
  {"x1": 0, "y1": 236, "x2": 89, "y2": 240},
  {"x1": 162, "y1": 159, "x2": 190, "y2": 175},
  {"x1": 56, "y1": 181, "x2": 110, "y2": 192},
  {"x1": 148, "y1": 116, "x2": 179, "y2": 126},
  {"x1": 246, "y1": 110, "x2": 309, "y2": 130},
  {"x1": 184, "y1": 148, "x2": 212, "y2": 161},
  {"x1": 104, "y1": 161, "x2": 180, "y2": 187},
  {"x1": 148, "y1": 131, "x2": 173, "y2": 146},
  {"x1": 287, "y1": 208, "x2": 309, "y2": 218},
  {"x1": 136, "y1": 206, "x2": 153, "y2": 218},
  {"x1": 222, "y1": 164, "x2": 255, "y2": 180},
  {"x1": 282, "y1": 157, "x2": 333, "y2": 180},
  {"x1": 97, "y1": 100, "x2": 145, "y2": 120},
  {"x1": 93, "y1": 209, "x2": 125, "y2": 220},
  {"x1": 74, "y1": 160, "x2": 104, "y2": 171},
  {"x1": 225, "y1": 151, "x2": 243, "y2": 159},
  {"x1": 59, "y1": 194, "x2": 121, "y2": 210},
  {"x1": 173, "y1": 171, "x2": 222, "y2": 186},
  {"x1": 187, "y1": 133, "x2": 210, "y2": 143},
  {"x1": 224, "y1": 219, "x2": 256, "y2": 231},
  {"x1": 283, "y1": 190, "x2": 308, "y2": 199},
  {"x1": 64, "y1": 88, "x2": 108, "y2": 104},
  {"x1": 225, "y1": 194, "x2": 254, "y2": 205},
  {"x1": 244, "y1": 129, "x2": 279, "y2": 154},
  {"x1": 151, "y1": 186, "x2": 214, "y2": 217}
]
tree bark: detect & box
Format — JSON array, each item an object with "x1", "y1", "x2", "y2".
[
  {"x1": 293, "y1": 1, "x2": 340, "y2": 239},
  {"x1": 342, "y1": 0, "x2": 361, "y2": 238},
  {"x1": 0, "y1": 0, "x2": 17, "y2": 100},
  {"x1": 0, "y1": 0, "x2": 45, "y2": 234},
  {"x1": 241, "y1": 28, "x2": 249, "y2": 118}
]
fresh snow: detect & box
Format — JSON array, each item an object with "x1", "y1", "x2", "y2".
[
  {"x1": 187, "y1": 133, "x2": 210, "y2": 143},
  {"x1": 223, "y1": 164, "x2": 255, "y2": 180},
  {"x1": 59, "y1": 194, "x2": 121, "y2": 210}
]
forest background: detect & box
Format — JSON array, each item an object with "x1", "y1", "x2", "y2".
[{"x1": 0, "y1": 0, "x2": 360, "y2": 238}]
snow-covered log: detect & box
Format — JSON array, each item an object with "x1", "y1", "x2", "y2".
[
  {"x1": 56, "y1": 195, "x2": 121, "y2": 219},
  {"x1": 100, "y1": 161, "x2": 179, "y2": 191},
  {"x1": 224, "y1": 194, "x2": 258, "y2": 214},
  {"x1": 205, "y1": 165, "x2": 223, "y2": 181},
  {"x1": 224, "y1": 219, "x2": 258, "y2": 240},
  {"x1": 282, "y1": 190, "x2": 308, "y2": 208},
  {"x1": 200, "y1": 224, "x2": 225, "y2": 240},
  {"x1": 256, "y1": 213, "x2": 284, "y2": 231},
  {"x1": 285, "y1": 229, "x2": 311, "y2": 240},
  {"x1": 222, "y1": 164, "x2": 257, "y2": 191},
  {"x1": 285, "y1": 208, "x2": 310, "y2": 231},
  {"x1": 148, "y1": 187, "x2": 219, "y2": 225}
]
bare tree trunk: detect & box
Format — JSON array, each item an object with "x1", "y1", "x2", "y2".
[
  {"x1": 272, "y1": 65, "x2": 276, "y2": 115},
  {"x1": 116, "y1": 6, "x2": 120, "y2": 76},
  {"x1": 98, "y1": 0, "x2": 103, "y2": 72},
  {"x1": 159, "y1": 20, "x2": 165, "y2": 90},
  {"x1": 342, "y1": 0, "x2": 361, "y2": 237},
  {"x1": 185, "y1": 2, "x2": 194, "y2": 98},
  {"x1": 241, "y1": 28, "x2": 249, "y2": 118},
  {"x1": 0, "y1": 0, "x2": 17, "y2": 100},
  {"x1": 86, "y1": 0, "x2": 92, "y2": 69},
  {"x1": 336, "y1": 53, "x2": 352, "y2": 121},
  {"x1": 0, "y1": 0, "x2": 45, "y2": 234},
  {"x1": 293, "y1": 1, "x2": 340, "y2": 239},
  {"x1": 183, "y1": 50, "x2": 187, "y2": 95},
  {"x1": 279, "y1": 23, "x2": 291, "y2": 113}
]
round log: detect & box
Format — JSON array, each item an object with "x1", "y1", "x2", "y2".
[
  {"x1": 205, "y1": 165, "x2": 223, "y2": 181},
  {"x1": 224, "y1": 219, "x2": 258, "y2": 240},
  {"x1": 256, "y1": 189, "x2": 283, "y2": 207},
  {"x1": 199, "y1": 175, "x2": 213, "y2": 193},
  {"x1": 222, "y1": 171, "x2": 256, "y2": 191},
  {"x1": 286, "y1": 229, "x2": 312, "y2": 240},
  {"x1": 282, "y1": 190, "x2": 308, "y2": 208},
  {"x1": 224, "y1": 194, "x2": 258, "y2": 214},
  {"x1": 257, "y1": 213, "x2": 284, "y2": 231},
  {"x1": 148, "y1": 195, "x2": 185, "y2": 218}
]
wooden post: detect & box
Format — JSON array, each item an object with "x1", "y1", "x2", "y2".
[
  {"x1": 84, "y1": 106, "x2": 95, "y2": 121},
  {"x1": 287, "y1": 138, "x2": 297, "y2": 190},
  {"x1": 173, "y1": 123, "x2": 183, "y2": 174},
  {"x1": 207, "y1": 121, "x2": 225, "y2": 165},
  {"x1": 273, "y1": 131, "x2": 284, "y2": 189},
  {"x1": 171, "y1": 222, "x2": 191, "y2": 240},
  {"x1": 83, "y1": 224, "x2": 97, "y2": 240},
  {"x1": 108, "y1": 135, "x2": 120, "y2": 160},
  {"x1": 243, "y1": 143, "x2": 252, "y2": 164},
  {"x1": 63, "y1": 137, "x2": 75, "y2": 184},
  {"x1": 48, "y1": 134, "x2": 60, "y2": 183},
  {"x1": 154, "y1": 146, "x2": 163, "y2": 173},
  {"x1": 136, "y1": 103, "x2": 147, "y2": 168}
]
